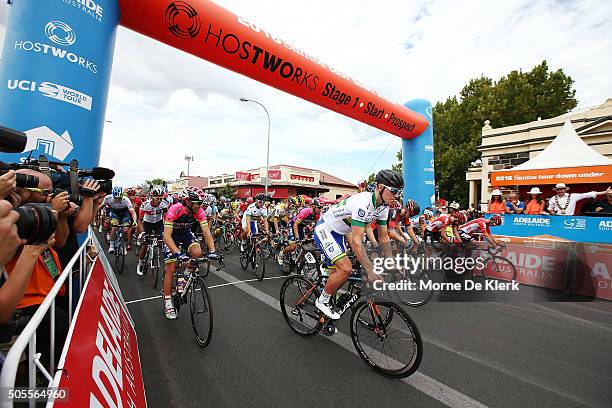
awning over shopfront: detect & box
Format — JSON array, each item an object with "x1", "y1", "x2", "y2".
[{"x1": 491, "y1": 120, "x2": 612, "y2": 186}]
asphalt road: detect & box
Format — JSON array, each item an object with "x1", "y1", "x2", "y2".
[{"x1": 100, "y1": 235, "x2": 612, "y2": 408}]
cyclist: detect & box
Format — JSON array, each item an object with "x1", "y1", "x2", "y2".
[
  {"x1": 424, "y1": 202, "x2": 462, "y2": 244},
  {"x1": 458, "y1": 214, "x2": 502, "y2": 246},
  {"x1": 136, "y1": 187, "x2": 169, "y2": 276},
  {"x1": 313, "y1": 169, "x2": 402, "y2": 319},
  {"x1": 240, "y1": 193, "x2": 269, "y2": 249},
  {"x1": 162, "y1": 187, "x2": 219, "y2": 320},
  {"x1": 98, "y1": 186, "x2": 137, "y2": 254},
  {"x1": 205, "y1": 194, "x2": 219, "y2": 224},
  {"x1": 277, "y1": 198, "x2": 322, "y2": 265}
]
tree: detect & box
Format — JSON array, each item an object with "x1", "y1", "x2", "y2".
[
  {"x1": 217, "y1": 183, "x2": 236, "y2": 199},
  {"x1": 145, "y1": 178, "x2": 166, "y2": 186},
  {"x1": 394, "y1": 61, "x2": 577, "y2": 206}
]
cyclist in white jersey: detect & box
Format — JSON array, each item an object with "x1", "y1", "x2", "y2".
[
  {"x1": 97, "y1": 186, "x2": 137, "y2": 254},
  {"x1": 136, "y1": 187, "x2": 169, "y2": 275},
  {"x1": 240, "y1": 193, "x2": 269, "y2": 248},
  {"x1": 313, "y1": 170, "x2": 402, "y2": 319}
]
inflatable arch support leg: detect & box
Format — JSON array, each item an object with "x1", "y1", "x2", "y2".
[
  {"x1": 0, "y1": 0, "x2": 119, "y2": 167},
  {"x1": 402, "y1": 99, "x2": 435, "y2": 210}
]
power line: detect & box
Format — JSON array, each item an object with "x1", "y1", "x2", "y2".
[{"x1": 360, "y1": 135, "x2": 395, "y2": 181}]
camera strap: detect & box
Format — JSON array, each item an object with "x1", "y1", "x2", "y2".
[
  {"x1": 41, "y1": 249, "x2": 60, "y2": 280},
  {"x1": 69, "y1": 159, "x2": 80, "y2": 198},
  {"x1": 37, "y1": 155, "x2": 52, "y2": 179}
]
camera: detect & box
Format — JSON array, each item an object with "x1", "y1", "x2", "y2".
[
  {"x1": 15, "y1": 203, "x2": 57, "y2": 245},
  {"x1": 0, "y1": 162, "x2": 39, "y2": 188},
  {"x1": 0, "y1": 125, "x2": 27, "y2": 154}
]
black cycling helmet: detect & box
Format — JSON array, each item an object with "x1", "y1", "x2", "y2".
[
  {"x1": 254, "y1": 193, "x2": 266, "y2": 201},
  {"x1": 375, "y1": 169, "x2": 404, "y2": 189},
  {"x1": 405, "y1": 199, "x2": 420, "y2": 217}
]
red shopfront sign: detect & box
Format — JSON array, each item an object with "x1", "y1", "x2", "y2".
[
  {"x1": 53, "y1": 260, "x2": 146, "y2": 407},
  {"x1": 236, "y1": 187, "x2": 252, "y2": 199},
  {"x1": 235, "y1": 172, "x2": 251, "y2": 181},
  {"x1": 268, "y1": 170, "x2": 281, "y2": 180},
  {"x1": 574, "y1": 249, "x2": 612, "y2": 301},
  {"x1": 473, "y1": 245, "x2": 568, "y2": 290},
  {"x1": 290, "y1": 174, "x2": 315, "y2": 183},
  {"x1": 251, "y1": 187, "x2": 289, "y2": 198}
]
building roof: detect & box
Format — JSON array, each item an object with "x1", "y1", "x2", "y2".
[
  {"x1": 265, "y1": 164, "x2": 356, "y2": 187},
  {"x1": 186, "y1": 176, "x2": 209, "y2": 189}
]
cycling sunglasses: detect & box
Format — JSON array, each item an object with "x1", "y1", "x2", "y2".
[{"x1": 383, "y1": 185, "x2": 402, "y2": 196}]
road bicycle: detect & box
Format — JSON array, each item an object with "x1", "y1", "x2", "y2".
[
  {"x1": 276, "y1": 238, "x2": 322, "y2": 280},
  {"x1": 471, "y1": 242, "x2": 517, "y2": 282},
  {"x1": 239, "y1": 233, "x2": 267, "y2": 281},
  {"x1": 170, "y1": 255, "x2": 222, "y2": 347},
  {"x1": 280, "y1": 268, "x2": 423, "y2": 378},
  {"x1": 112, "y1": 226, "x2": 127, "y2": 274},
  {"x1": 214, "y1": 219, "x2": 237, "y2": 254},
  {"x1": 137, "y1": 233, "x2": 164, "y2": 288}
]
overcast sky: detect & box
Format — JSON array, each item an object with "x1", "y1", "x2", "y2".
[{"x1": 1, "y1": 0, "x2": 611, "y2": 187}]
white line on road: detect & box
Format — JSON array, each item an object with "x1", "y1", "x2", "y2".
[
  {"x1": 125, "y1": 274, "x2": 290, "y2": 305},
  {"x1": 212, "y1": 267, "x2": 488, "y2": 408}
]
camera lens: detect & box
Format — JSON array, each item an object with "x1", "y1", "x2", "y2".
[
  {"x1": 98, "y1": 180, "x2": 113, "y2": 195},
  {"x1": 15, "y1": 203, "x2": 57, "y2": 245},
  {"x1": 15, "y1": 173, "x2": 39, "y2": 188}
]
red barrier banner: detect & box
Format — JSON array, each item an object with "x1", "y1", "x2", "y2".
[
  {"x1": 53, "y1": 260, "x2": 146, "y2": 407},
  {"x1": 268, "y1": 169, "x2": 281, "y2": 180},
  {"x1": 235, "y1": 171, "x2": 251, "y2": 181},
  {"x1": 473, "y1": 245, "x2": 568, "y2": 290},
  {"x1": 118, "y1": 0, "x2": 428, "y2": 139},
  {"x1": 574, "y1": 250, "x2": 612, "y2": 301}
]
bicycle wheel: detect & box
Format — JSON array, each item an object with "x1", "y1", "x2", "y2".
[
  {"x1": 479, "y1": 256, "x2": 517, "y2": 282},
  {"x1": 239, "y1": 243, "x2": 249, "y2": 270},
  {"x1": 388, "y1": 269, "x2": 434, "y2": 307},
  {"x1": 350, "y1": 301, "x2": 423, "y2": 379},
  {"x1": 189, "y1": 276, "x2": 213, "y2": 347},
  {"x1": 253, "y1": 245, "x2": 265, "y2": 281},
  {"x1": 279, "y1": 276, "x2": 322, "y2": 337},
  {"x1": 276, "y1": 243, "x2": 293, "y2": 275},
  {"x1": 115, "y1": 240, "x2": 125, "y2": 274},
  {"x1": 151, "y1": 246, "x2": 160, "y2": 288},
  {"x1": 222, "y1": 231, "x2": 235, "y2": 253}
]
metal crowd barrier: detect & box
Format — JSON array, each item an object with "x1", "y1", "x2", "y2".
[{"x1": 0, "y1": 229, "x2": 95, "y2": 407}]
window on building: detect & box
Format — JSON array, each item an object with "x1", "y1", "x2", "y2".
[{"x1": 336, "y1": 194, "x2": 342, "y2": 199}]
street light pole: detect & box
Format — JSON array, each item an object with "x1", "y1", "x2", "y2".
[
  {"x1": 185, "y1": 155, "x2": 194, "y2": 177},
  {"x1": 240, "y1": 98, "x2": 270, "y2": 196}
]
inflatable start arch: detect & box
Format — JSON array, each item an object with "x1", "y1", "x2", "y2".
[{"x1": 0, "y1": 0, "x2": 435, "y2": 208}]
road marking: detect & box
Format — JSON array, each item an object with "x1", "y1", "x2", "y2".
[
  {"x1": 125, "y1": 274, "x2": 289, "y2": 305},
  {"x1": 212, "y1": 267, "x2": 488, "y2": 408}
]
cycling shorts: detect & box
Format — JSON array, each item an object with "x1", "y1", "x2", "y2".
[
  {"x1": 313, "y1": 220, "x2": 346, "y2": 268},
  {"x1": 458, "y1": 230, "x2": 475, "y2": 243},
  {"x1": 143, "y1": 220, "x2": 164, "y2": 236},
  {"x1": 424, "y1": 229, "x2": 442, "y2": 244},
  {"x1": 163, "y1": 231, "x2": 199, "y2": 263},
  {"x1": 109, "y1": 209, "x2": 131, "y2": 227}
]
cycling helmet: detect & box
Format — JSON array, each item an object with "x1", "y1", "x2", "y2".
[
  {"x1": 311, "y1": 198, "x2": 322, "y2": 208},
  {"x1": 183, "y1": 187, "x2": 206, "y2": 203},
  {"x1": 489, "y1": 215, "x2": 502, "y2": 226},
  {"x1": 125, "y1": 188, "x2": 135, "y2": 196},
  {"x1": 150, "y1": 187, "x2": 164, "y2": 197},
  {"x1": 254, "y1": 193, "x2": 266, "y2": 201},
  {"x1": 452, "y1": 211, "x2": 468, "y2": 226},
  {"x1": 219, "y1": 196, "x2": 228, "y2": 203},
  {"x1": 288, "y1": 196, "x2": 299, "y2": 206},
  {"x1": 423, "y1": 207, "x2": 434, "y2": 217},
  {"x1": 405, "y1": 199, "x2": 420, "y2": 217},
  {"x1": 246, "y1": 197, "x2": 254, "y2": 204},
  {"x1": 366, "y1": 183, "x2": 376, "y2": 193},
  {"x1": 112, "y1": 186, "x2": 123, "y2": 198},
  {"x1": 448, "y1": 201, "x2": 461, "y2": 211},
  {"x1": 375, "y1": 169, "x2": 404, "y2": 189},
  {"x1": 207, "y1": 194, "x2": 217, "y2": 205}
]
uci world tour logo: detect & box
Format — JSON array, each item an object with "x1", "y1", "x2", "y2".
[
  {"x1": 44, "y1": 21, "x2": 76, "y2": 46},
  {"x1": 166, "y1": 2, "x2": 201, "y2": 39}
]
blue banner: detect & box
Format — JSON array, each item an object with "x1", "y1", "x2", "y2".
[
  {"x1": 492, "y1": 214, "x2": 612, "y2": 244},
  {"x1": 402, "y1": 99, "x2": 435, "y2": 210},
  {"x1": 0, "y1": 0, "x2": 119, "y2": 168}
]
